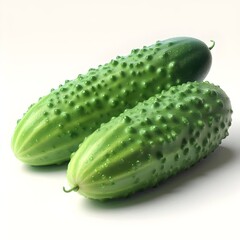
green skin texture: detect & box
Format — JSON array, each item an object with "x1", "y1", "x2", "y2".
[
  {"x1": 12, "y1": 37, "x2": 212, "y2": 166},
  {"x1": 66, "y1": 82, "x2": 232, "y2": 200}
]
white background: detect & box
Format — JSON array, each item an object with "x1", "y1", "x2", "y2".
[{"x1": 1, "y1": 0, "x2": 240, "y2": 239}]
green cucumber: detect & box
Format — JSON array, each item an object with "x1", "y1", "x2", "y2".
[
  {"x1": 65, "y1": 81, "x2": 232, "y2": 200},
  {"x1": 12, "y1": 37, "x2": 213, "y2": 166}
]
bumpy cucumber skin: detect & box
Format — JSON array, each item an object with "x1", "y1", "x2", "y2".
[
  {"x1": 67, "y1": 82, "x2": 232, "y2": 200},
  {"x1": 12, "y1": 37, "x2": 212, "y2": 166}
]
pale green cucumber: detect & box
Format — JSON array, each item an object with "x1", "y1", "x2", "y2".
[{"x1": 65, "y1": 81, "x2": 232, "y2": 200}]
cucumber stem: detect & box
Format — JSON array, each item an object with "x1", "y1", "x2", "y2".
[
  {"x1": 208, "y1": 40, "x2": 215, "y2": 50},
  {"x1": 63, "y1": 185, "x2": 79, "y2": 193}
]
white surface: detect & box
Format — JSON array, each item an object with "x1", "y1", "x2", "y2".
[{"x1": 1, "y1": 0, "x2": 240, "y2": 240}]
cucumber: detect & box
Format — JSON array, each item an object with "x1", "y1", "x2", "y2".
[
  {"x1": 65, "y1": 81, "x2": 232, "y2": 200},
  {"x1": 12, "y1": 37, "x2": 213, "y2": 166}
]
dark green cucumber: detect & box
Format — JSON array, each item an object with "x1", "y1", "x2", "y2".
[
  {"x1": 65, "y1": 81, "x2": 232, "y2": 200},
  {"x1": 12, "y1": 37, "x2": 213, "y2": 166}
]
